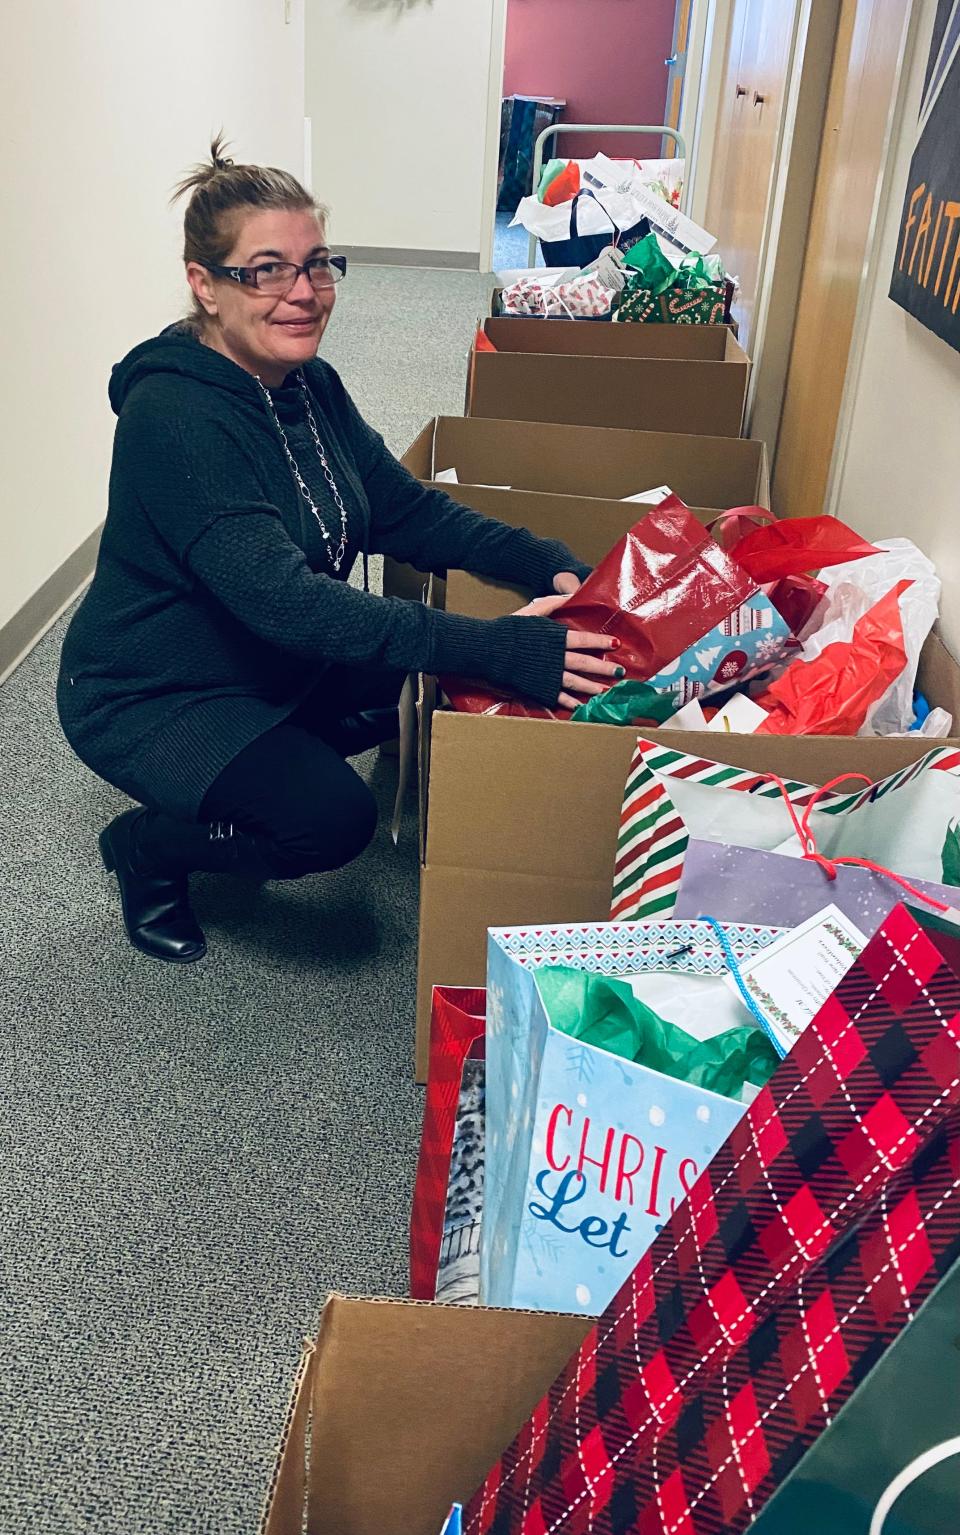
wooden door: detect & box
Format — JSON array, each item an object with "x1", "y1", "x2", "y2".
[
  {"x1": 706, "y1": 0, "x2": 797, "y2": 353},
  {"x1": 772, "y1": 0, "x2": 909, "y2": 517},
  {"x1": 705, "y1": 0, "x2": 752, "y2": 295}
]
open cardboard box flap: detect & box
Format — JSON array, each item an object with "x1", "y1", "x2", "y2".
[
  {"x1": 401, "y1": 416, "x2": 767, "y2": 506},
  {"x1": 480, "y1": 317, "x2": 747, "y2": 362},
  {"x1": 261, "y1": 1295, "x2": 589, "y2": 1535},
  {"x1": 386, "y1": 417, "x2": 769, "y2": 605}
]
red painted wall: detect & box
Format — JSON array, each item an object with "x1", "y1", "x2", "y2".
[{"x1": 502, "y1": 0, "x2": 678, "y2": 160}]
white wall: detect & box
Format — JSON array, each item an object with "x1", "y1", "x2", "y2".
[
  {"x1": 0, "y1": 0, "x2": 306, "y2": 637},
  {"x1": 306, "y1": 0, "x2": 498, "y2": 255},
  {"x1": 833, "y1": 0, "x2": 960, "y2": 653}
]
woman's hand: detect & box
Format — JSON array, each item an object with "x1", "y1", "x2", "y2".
[
  {"x1": 553, "y1": 571, "x2": 583, "y2": 596},
  {"x1": 513, "y1": 593, "x2": 623, "y2": 711}
]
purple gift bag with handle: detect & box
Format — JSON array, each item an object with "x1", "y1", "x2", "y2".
[{"x1": 672, "y1": 839, "x2": 959, "y2": 934}]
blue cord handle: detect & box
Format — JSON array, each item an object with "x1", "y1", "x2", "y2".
[{"x1": 699, "y1": 915, "x2": 787, "y2": 1059}]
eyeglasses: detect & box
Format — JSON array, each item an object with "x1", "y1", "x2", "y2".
[{"x1": 202, "y1": 255, "x2": 348, "y2": 294}]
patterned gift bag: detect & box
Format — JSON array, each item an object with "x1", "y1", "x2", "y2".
[
  {"x1": 410, "y1": 986, "x2": 486, "y2": 1303},
  {"x1": 615, "y1": 266, "x2": 727, "y2": 326},
  {"x1": 464, "y1": 901, "x2": 960, "y2": 1535},
  {"x1": 616, "y1": 280, "x2": 727, "y2": 326},
  {"x1": 672, "y1": 838, "x2": 959, "y2": 937},
  {"x1": 481, "y1": 920, "x2": 783, "y2": 1317},
  {"x1": 500, "y1": 270, "x2": 617, "y2": 320},
  {"x1": 611, "y1": 737, "x2": 960, "y2": 922}
]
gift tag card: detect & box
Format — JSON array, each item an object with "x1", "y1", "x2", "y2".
[
  {"x1": 725, "y1": 904, "x2": 868, "y2": 1054},
  {"x1": 623, "y1": 177, "x2": 718, "y2": 254},
  {"x1": 707, "y1": 694, "x2": 769, "y2": 734},
  {"x1": 664, "y1": 699, "x2": 708, "y2": 731}
]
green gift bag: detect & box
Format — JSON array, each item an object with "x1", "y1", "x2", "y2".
[
  {"x1": 750, "y1": 1257, "x2": 960, "y2": 1534},
  {"x1": 615, "y1": 234, "x2": 728, "y2": 325},
  {"x1": 616, "y1": 233, "x2": 675, "y2": 323}
]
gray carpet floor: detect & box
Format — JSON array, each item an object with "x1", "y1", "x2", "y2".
[
  {"x1": 493, "y1": 211, "x2": 545, "y2": 272},
  {"x1": 0, "y1": 264, "x2": 492, "y2": 1534}
]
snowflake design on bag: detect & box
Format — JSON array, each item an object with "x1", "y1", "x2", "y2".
[
  {"x1": 566, "y1": 1044, "x2": 597, "y2": 1084},
  {"x1": 756, "y1": 634, "x2": 787, "y2": 662},
  {"x1": 486, "y1": 980, "x2": 506, "y2": 1038},
  {"x1": 520, "y1": 1215, "x2": 565, "y2": 1276}
]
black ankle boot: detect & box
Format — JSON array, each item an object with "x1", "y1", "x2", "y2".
[
  {"x1": 99, "y1": 808, "x2": 207, "y2": 963},
  {"x1": 202, "y1": 821, "x2": 286, "y2": 879}
]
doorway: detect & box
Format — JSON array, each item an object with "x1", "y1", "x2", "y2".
[{"x1": 488, "y1": 0, "x2": 684, "y2": 272}]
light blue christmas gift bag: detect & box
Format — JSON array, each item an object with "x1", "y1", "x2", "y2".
[
  {"x1": 479, "y1": 919, "x2": 783, "y2": 1316},
  {"x1": 643, "y1": 589, "x2": 792, "y2": 701}
]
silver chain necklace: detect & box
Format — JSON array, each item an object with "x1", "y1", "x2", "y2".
[{"x1": 255, "y1": 371, "x2": 349, "y2": 573}]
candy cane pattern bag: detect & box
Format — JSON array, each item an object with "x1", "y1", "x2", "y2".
[{"x1": 611, "y1": 739, "x2": 960, "y2": 922}]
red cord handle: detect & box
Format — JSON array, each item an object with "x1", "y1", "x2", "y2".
[{"x1": 760, "y1": 772, "x2": 950, "y2": 912}]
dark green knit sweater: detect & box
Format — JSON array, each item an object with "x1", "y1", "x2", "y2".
[{"x1": 57, "y1": 327, "x2": 587, "y2": 819}]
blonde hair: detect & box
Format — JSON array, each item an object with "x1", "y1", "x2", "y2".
[{"x1": 172, "y1": 132, "x2": 327, "y2": 330}]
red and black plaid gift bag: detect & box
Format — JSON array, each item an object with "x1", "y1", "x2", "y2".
[
  {"x1": 464, "y1": 903, "x2": 960, "y2": 1535},
  {"x1": 410, "y1": 986, "x2": 485, "y2": 1301}
]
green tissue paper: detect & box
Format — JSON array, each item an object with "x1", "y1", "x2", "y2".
[
  {"x1": 534, "y1": 966, "x2": 780, "y2": 1099},
  {"x1": 536, "y1": 159, "x2": 568, "y2": 202},
  {"x1": 571, "y1": 679, "x2": 678, "y2": 727}
]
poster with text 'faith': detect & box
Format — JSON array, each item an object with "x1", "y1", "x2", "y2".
[{"x1": 890, "y1": 0, "x2": 960, "y2": 352}]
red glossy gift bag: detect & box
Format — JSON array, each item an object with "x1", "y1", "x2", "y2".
[
  {"x1": 444, "y1": 499, "x2": 768, "y2": 720},
  {"x1": 464, "y1": 901, "x2": 960, "y2": 1535},
  {"x1": 410, "y1": 986, "x2": 485, "y2": 1302}
]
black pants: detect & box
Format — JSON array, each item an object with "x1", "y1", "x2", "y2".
[{"x1": 136, "y1": 666, "x2": 405, "y2": 880}]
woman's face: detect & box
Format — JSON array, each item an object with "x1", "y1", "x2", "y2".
[{"x1": 187, "y1": 208, "x2": 336, "y2": 386}]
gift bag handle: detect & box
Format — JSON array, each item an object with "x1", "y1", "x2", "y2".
[
  {"x1": 567, "y1": 192, "x2": 590, "y2": 241},
  {"x1": 569, "y1": 188, "x2": 623, "y2": 245},
  {"x1": 707, "y1": 506, "x2": 776, "y2": 540}
]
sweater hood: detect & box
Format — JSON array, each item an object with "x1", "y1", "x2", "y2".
[{"x1": 109, "y1": 324, "x2": 302, "y2": 415}]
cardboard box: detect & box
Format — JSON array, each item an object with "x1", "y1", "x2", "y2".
[
  {"x1": 385, "y1": 415, "x2": 769, "y2": 604},
  {"x1": 260, "y1": 1263, "x2": 960, "y2": 1535},
  {"x1": 467, "y1": 318, "x2": 750, "y2": 437},
  {"x1": 260, "y1": 1295, "x2": 588, "y2": 1535},
  {"x1": 411, "y1": 567, "x2": 960, "y2": 1078}
]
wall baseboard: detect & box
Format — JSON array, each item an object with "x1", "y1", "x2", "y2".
[
  {"x1": 338, "y1": 245, "x2": 481, "y2": 271},
  {"x1": 0, "y1": 523, "x2": 102, "y2": 685}
]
